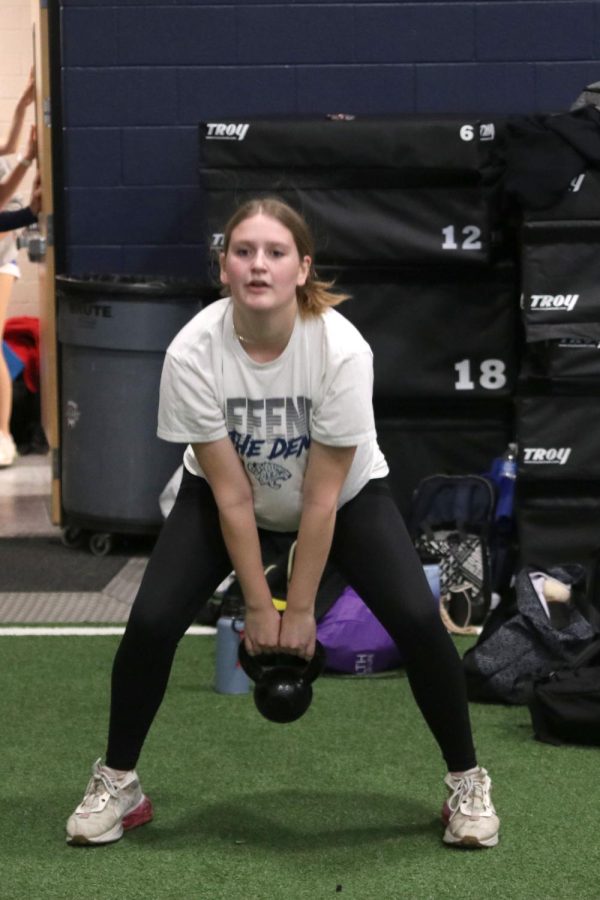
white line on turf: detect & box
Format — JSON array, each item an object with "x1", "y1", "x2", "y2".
[{"x1": 0, "y1": 625, "x2": 216, "y2": 636}]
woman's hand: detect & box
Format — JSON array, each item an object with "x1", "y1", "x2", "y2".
[
  {"x1": 243, "y1": 603, "x2": 282, "y2": 656},
  {"x1": 278, "y1": 608, "x2": 316, "y2": 660},
  {"x1": 24, "y1": 124, "x2": 37, "y2": 164},
  {"x1": 20, "y1": 68, "x2": 35, "y2": 108},
  {"x1": 29, "y1": 173, "x2": 42, "y2": 215}
]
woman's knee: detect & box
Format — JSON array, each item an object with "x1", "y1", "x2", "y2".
[
  {"x1": 126, "y1": 592, "x2": 192, "y2": 648},
  {"x1": 384, "y1": 602, "x2": 448, "y2": 650}
]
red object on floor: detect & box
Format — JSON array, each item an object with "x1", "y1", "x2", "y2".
[{"x1": 3, "y1": 316, "x2": 40, "y2": 393}]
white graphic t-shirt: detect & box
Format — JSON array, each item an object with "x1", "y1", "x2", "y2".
[{"x1": 158, "y1": 297, "x2": 389, "y2": 531}]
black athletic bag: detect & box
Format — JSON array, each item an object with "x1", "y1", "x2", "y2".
[
  {"x1": 528, "y1": 637, "x2": 600, "y2": 746},
  {"x1": 408, "y1": 474, "x2": 496, "y2": 630},
  {"x1": 463, "y1": 565, "x2": 598, "y2": 704}
]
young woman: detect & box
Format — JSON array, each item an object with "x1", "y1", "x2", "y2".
[{"x1": 66, "y1": 198, "x2": 500, "y2": 849}]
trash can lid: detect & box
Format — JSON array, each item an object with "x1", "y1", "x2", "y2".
[{"x1": 56, "y1": 274, "x2": 215, "y2": 298}]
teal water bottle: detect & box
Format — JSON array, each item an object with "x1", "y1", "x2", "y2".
[{"x1": 215, "y1": 615, "x2": 250, "y2": 694}]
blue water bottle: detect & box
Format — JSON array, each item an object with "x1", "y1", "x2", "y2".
[
  {"x1": 215, "y1": 614, "x2": 250, "y2": 694},
  {"x1": 423, "y1": 563, "x2": 441, "y2": 605},
  {"x1": 500, "y1": 442, "x2": 518, "y2": 480}
]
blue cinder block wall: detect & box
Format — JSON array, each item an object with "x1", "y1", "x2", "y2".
[{"x1": 59, "y1": 1, "x2": 600, "y2": 276}]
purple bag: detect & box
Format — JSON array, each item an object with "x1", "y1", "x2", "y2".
[{"x1": 316, "y1": 586, "x2": 402, "y2": 675}]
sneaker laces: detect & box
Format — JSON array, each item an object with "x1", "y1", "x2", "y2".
[
  {"x1": 78, "y1": 762, "x2": 119, "y2": 813},
  {"x1": 447, "y1": 770, "x2": 492, "y2": 819}
]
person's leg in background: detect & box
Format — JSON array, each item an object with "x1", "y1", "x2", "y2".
[
  {"x1": 329, "y1": 479, "x2": 500, "y2": 848},
  {"x1": 0, "y1": 267, "x2": 18, "y2": 467},
  {"x1": 66, "y1": 471, "x2": 234, "y2": 845}
]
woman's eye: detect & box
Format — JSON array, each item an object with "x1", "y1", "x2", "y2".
[
  {"x1": 235, "y1": 247, "x2": 249, "y2": 257},
  {"x1": 270, "y1": 249, "x2": 284, "y2": 258}
]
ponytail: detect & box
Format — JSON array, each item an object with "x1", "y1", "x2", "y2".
[{"x1": 297, "y1": 269, "x2": 349, "y2": 318}]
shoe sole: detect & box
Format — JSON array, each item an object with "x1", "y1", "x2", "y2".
[
  {"x1": 441, "y1": 803, "x2": 498, "y2": 848},
  {"x1": 67, "y1": 795, "x2": 154, "y2": 846},
  {"x1": 443, "y1": 828, "x2": 499, "y2": 848},
  {"x1": 0, "y1": 446, "x2": 17, "y2": 468}
]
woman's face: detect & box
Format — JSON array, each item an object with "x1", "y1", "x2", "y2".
[{"x1": 220, "y1": 213, "x2": 310, "y2": 316}]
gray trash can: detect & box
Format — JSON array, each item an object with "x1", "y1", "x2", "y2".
[{"x1": 56, "y1": 275, "x2": 214, "y2": 554}]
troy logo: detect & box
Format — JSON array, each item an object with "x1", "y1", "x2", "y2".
[
  {"x1": 205, "y1": 123, "x2": 250, "y2": 141},
  {"x1": 523, "y1": 447, "x2": 572, "y2": 465},
  {"x1": 569, "y1": 173, "x2": 586, "y2": 192},
  {"x1": 211, "y1": 233, "x2": 224, "y2": 249},
  {"x1": 529, "y1": 294, "x2": 579, "y2": 312}
]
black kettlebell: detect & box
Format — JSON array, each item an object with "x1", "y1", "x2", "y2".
[{"x1": 238, "y1": 641, "x2": 326, "y2": 723}]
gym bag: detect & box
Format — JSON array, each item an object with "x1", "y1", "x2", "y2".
[
  {"x1": 528, "y1": 637, "x2": 600, "y2": 746},
  {"x1": 463, "y1": 565, "x2": 597, "y2": 704},
  {"x1": 316, "y1": 586, "x2": 402, "y2": 675},
  {"x1": 408, "y1": 474, "x2": 496, "y2": 631}
]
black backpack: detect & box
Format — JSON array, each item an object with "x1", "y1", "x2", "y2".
[{"x1": 408, "y1": 474, "x2": 496, "y2": 630}]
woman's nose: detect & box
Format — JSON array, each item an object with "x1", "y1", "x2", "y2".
[{"x1": 252, "y1": 249, "x2": 267, "y2": 269}]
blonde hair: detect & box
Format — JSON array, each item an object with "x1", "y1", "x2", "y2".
[{"x1": 221, "y1": 197, "x2": 349, "y2": 317}]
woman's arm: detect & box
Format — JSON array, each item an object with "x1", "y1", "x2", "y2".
[
  {"x1": 0, "y1": 206, "x2": 37, "y2": 234},
  {"x1": 0, "y1": 69, "x2": 34, "y2": 156},
  {"x1": 281, "y1": 440, "x2": 356, "y2": 658},
  {"x1": 0, "y1": 175, "x2": 41, "y2": 234},
  {"x1": 192, "y1": 437, "x2": 281, "y2": 653},
  {"x1": 0, "y1": 125, "x2": 37, "y2": 210}
]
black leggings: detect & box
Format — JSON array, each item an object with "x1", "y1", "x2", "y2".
[{"x1": 107, "y1": 472, "x2": 477, "y2": 773}]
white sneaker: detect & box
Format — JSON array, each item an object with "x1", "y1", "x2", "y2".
[
  {"x1": 0, "y1": 432, "x2": 17, "y2": 468},
  {"x1": 66, "y1": 759, "x2": 153, "y2": 845},
  {"x1": 442, "y1": 766, "x2": 499, "y2": 848}
]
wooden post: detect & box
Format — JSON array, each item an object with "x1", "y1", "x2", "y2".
[{"x1": 31, "y1": 0, "x2": 61, "y2": 525}]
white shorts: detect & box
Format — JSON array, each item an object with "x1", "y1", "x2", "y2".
[
  {"x1": 0, "y1": 261, "x2": 20, "y2": 279},
  {"x1": 0, "y1": 227, "x2": 20, "y2": 280}
]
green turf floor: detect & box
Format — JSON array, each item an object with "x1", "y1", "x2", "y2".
[{"x1": 1, "y1": 634, "x2": 599, "y2": 900}]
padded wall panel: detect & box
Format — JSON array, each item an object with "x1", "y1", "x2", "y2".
[
  {"x1": 199, "y1": 116, "x2": 504, "y2": 267},
  {"x1": 517, "y1": 394, "x2": 600, "y2": 481},
  {"x1": 517, "y1": 488, "x2": 600, "y2": 569},
  {"x1": 199, "y1": 117, "x2": 501, "y2": 177},
  {"x1": 203, "y1": 184, "x2": 500, "y2": 267},
  {"x1": 524, "y1": 170, "x2": 600, "y2": 222},
  {"x1": 521, "y1": 221, "x2": 600, "y2": 341},
  {"x1": 523, "y1": 338, "x2": 600, "y2": 383},
  {"x1": 376, "y1": 406, "x2": 512, "y2": 518},
  {"x1": 335, "y1": 266, "x2": 518, "y2": 399}
]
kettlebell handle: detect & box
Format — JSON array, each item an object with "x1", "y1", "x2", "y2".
[
  {"x1": 303, "y1": 640, "x2": 326, "y2": 683},
  {"x1": 238, "y1": 640, "x2": 325, "y2": 685},
  {"x1": 237, "y1": 641, "x2": 263, "y2": 682}
]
